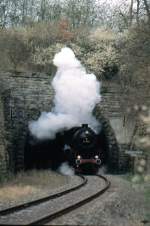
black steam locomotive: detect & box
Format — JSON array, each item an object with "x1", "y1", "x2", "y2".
[{"x1": 61, "y1": 124, "x2": 107, "y2": 174}]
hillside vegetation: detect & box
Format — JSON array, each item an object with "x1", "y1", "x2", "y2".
[
  {"x1": 0, "y1": 24, "x2": 119, "y2": 81},
  {"x1": 0, "y1": 0, "x2": 149, "y2": 83}
]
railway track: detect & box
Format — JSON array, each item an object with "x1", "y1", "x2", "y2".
[
  {"x1": 0, "y1": 175, "x2": 86, "y2": 216},
  {"x1": 0, "y1": 174, "x2": 110, "y2": 225}
]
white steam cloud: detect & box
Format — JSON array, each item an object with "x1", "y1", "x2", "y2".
[
  {"x1": 29, "y1": 47, "x2": 101, "y2": 140},
  {"x1": 57, "y1": 162, "x2": 75, "y2": 175}
]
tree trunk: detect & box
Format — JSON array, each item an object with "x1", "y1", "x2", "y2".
[
  {"x1": 136, "y1": 0, "x2": 140, "y2": 26},
  {"x1": 143, "y1": 0, "x2": 150, "y2": 24},
  {"x1": 129, "y1": 0, "x2": 134, "y2": 26}
]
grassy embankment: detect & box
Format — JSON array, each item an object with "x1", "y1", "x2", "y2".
[{"x1": 0, "y1": 170, "x2": 69, "y2": 202}]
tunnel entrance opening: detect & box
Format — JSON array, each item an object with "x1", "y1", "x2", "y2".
[
  {"x1": 24, "y1": 124, "x2": 111, "y2": 173},
  {"x1": 24, "y1": 135, "x2": 66, "y2": 171}
]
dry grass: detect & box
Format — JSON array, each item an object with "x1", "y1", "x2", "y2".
[
  {"x1": 0, "y1": 185, "x2": 38, "y2": 201},
  {"x1": 0, "y1": 170, "x2": 68, "y2": 202}
]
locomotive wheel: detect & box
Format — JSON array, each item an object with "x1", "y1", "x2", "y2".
[{"x1": 93, "y1": 107, "x2": 119, "y2": 173}]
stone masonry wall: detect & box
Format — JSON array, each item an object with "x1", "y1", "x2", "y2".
[
  {"x1": 0, "y1": 72, "x2": 55, "y2": 172},
  {"x1": 100, "y1": 80, "x2": 150, "y2": 145}
]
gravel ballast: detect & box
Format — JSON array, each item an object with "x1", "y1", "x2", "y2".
[{"x1": 48, "y1": 175, "x2": 150, "y2": 226}]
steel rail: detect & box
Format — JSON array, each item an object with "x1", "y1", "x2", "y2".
[
  {"x1": 0, "y1": 175, "x2": 87, "y2": 216},
  {"x1": 29, "y1": 174, "x2": 111, "y2": 225}
]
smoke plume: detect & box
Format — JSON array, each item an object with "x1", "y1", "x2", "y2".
[
  {"x1": 58, "y1": 162, "x2": 75, "y2": 175},
  {"x1": 29, "y1": 47, "x2": 101, "y2": 140}
]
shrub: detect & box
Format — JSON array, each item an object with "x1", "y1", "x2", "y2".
[
  {"x1": 85, "y1": 42, "x2": 119, "y2": 80},
  {"x1": 31, "y1": 36, "x2": 119, "y2": 80},
  {"x1": 25, "y1": 20, "x2": 75, "y2": 50},
  {"x1": 32, "y1": 43, "x2": 64, "y2": 66},
  {"x1": 0, "y1": 29, "x2": 31, "y2": 71},
  {"x1": 0, "y1": 24, "x2": 119, "y2": 77},
  {"x1": 116, "y1": 23, "x2": 150, "y2": 116},
  {"x1": 119, "y1": 23, "x2": 150, "y2": 85},
  {"x1": 89, "y1": 28, "x2": 117, "y2": 42}
]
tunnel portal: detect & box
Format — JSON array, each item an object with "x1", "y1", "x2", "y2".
[{"x1": 24, "y1": 124, "x2": 112, "y2": 172}]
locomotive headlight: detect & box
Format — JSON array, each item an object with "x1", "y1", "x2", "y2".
[
  {"x1": 77, "y1": 155, "x2": 81, "y2": 159},
  {"x1": 95, "y1": 155, "x2": 99, "y2": 159}
]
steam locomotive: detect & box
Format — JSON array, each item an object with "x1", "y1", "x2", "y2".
[
  {"x1": 58, "y1": 124, "x2": 108, "y2": 174},
  {"x1": 25, "y1": 123, "x2": 108, "y2": 174}
]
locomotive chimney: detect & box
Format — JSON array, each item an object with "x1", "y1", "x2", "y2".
[{"x1": 82, "y1": 124, "x2": 88, "y2": 128}]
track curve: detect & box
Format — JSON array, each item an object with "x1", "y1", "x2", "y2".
[
  {"x1": 35, "y1": 174, "x2": 110, "y2": 226},
  {"x1": 0, "y1": 175, "x2": 110, "y2": 226},
  {"x1": 0, "y1": 175, "x2": 87, "y2": 216}
]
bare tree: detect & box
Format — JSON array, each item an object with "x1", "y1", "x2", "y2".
[
  {"x1": 0, "y1": 0, "x2": 149, "y2": 30},
  {"x1": 0, "y1": 0, "x2": 7, "y2": 28},
  {"x1": 64, "y1": 0, "x2": 98, "y2": 28},
  {"x1": 143, "y1": 0, "x2": 150, "y2": 23},
  {"x1": 129, "y1": 0, "x2": 134, "y2": 26},
  {"x1": 37, "y1": 0, "x2": 62, "y2": 22},
  {"x1": 136, "y1": 0, "x2": 140, "y2": 25}
]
